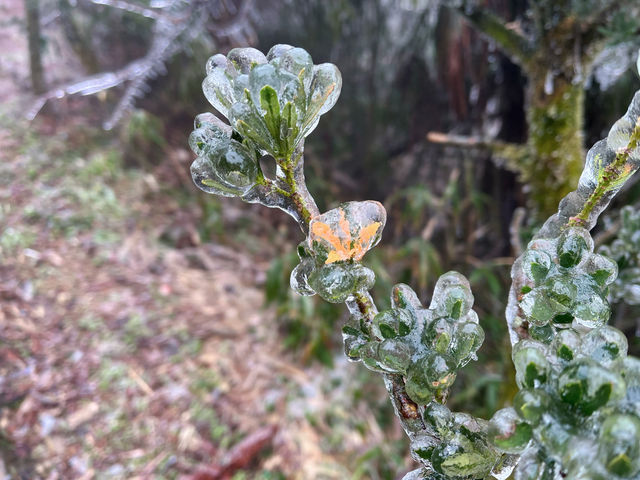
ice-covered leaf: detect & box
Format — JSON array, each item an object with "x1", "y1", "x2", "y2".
[
  {"x1": 513, "y1": 341, "x2": 549, "y2": 389},
  {"x1": 197, "y1": 46, "x2": 341, "y2": 160},
  {"x1": 203, "y1": 54, "x2": 238, "y2": 119},
  {"x1": 227, "y1": 47, "x2": 267, "y2": 74},
  {"x1": 450, "y1": 322, "x2": 484, "y2": 366},
  {"x1": 430, "y1": 431, "x2": 498, "y2": 478},
  {"x1": 308, "y1": 201, "x2": 386, "y2": 264},
  {"x1": 371, "y1": 308, "x2": 414, "y2": 339},
  {"x1": 582, "y1": 326, "x2": 628, "y2": 367},
  {"x1": 488, "y1": 408, "x2": 532, "y2": 454},
  {"x1": 598, "y1": 414, "x2": 640, "y2": 477},
  {"x1": 429, "y1": 271, "x2": 474, "y2": 319},
  {"x1": 191, "y1": 156, "x2": 247, "y2": 197},
  {"x1": 375, "y1": 339, "x2": 412, "y2": 373},
  {"x1": 513, "y1": 389, "x2": 549, "y2": 425},
  {"x1": 307, "y1": 263, "x2": 375, "y2": 303},
  {"x1": 290, "y1": 257, "x2": 316, "y2": 296},
  {"x1": 557, "y1": 359, "x2": 626, "y2": 416},
  {"x1": 551, "y1": 329, "x2": 581, "y2": 362},
  {"x1": 189, "y1": 134, "x2": 258, "y2": 198},
  {"x1": 268, "y1": 45, "x2": 314, "y2": 91}
]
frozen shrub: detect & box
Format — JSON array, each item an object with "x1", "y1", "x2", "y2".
[{"x1": 188, "y1": 45, "x2": 640, "y2": 479}]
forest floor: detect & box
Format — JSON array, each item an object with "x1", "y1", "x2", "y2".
[
  {"x1": 0, "y1": 106, "x2": 405, "y2": 480},
  {"x1": 0, "y1": 4, "x2": 405, "y2": 476},
  {"x1": 0, "y1": 0, "x2": 520, "y2": 476}
]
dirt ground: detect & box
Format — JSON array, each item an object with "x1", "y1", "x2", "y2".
[
  {"x1": 0, "y1": 3, "x2": 405, "y2": 479},
  {"x1": 0, "y1": 144, "x2": 385, "y2": 480}
]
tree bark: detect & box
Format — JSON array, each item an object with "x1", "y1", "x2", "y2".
[
  {"x1": 524, "y1": 74, "x2": 585, "y2": 217},
  {"x1": 25, "y1": 0, "x2": 45, "y2": 94},
  {"x1": 58, "y1": 0, "x2": 100, "y2": 74}
]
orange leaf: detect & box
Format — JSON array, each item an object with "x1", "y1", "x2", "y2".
[
  {"x1": 326, "y1": 250, "x2": 348, "y2": 264},
  {"x1": 338, "y1": 210, "x2": 352, "y2": 243},
  {"x1": 311, "y1": 221, "x2": 351, "y2": 263},
  {"x1": 311, "y1": 208, "x2": 383, "y2": 264},
  {"x1": 357, "y1": 222, "x2": 381, "y2": 252}
]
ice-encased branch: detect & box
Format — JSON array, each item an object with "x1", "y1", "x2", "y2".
[
  {"x1": 27, "y1": 0, "x2": 255, "y2": 129},
  {"x1": 506, "y1": 89, "x2": 640, "y2": 346}
]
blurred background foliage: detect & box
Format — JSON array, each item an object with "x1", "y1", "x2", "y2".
[{"x1": 3, "y1": 0, "x2": 640, "y2": 477}]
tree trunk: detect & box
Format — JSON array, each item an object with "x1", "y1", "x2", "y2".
[
  {"x1": 518, "y1": 13, "x2": 593, "y2": 219},
  {"x1": 24, "y1": 0, "x2": 45, "y2": 94},
  {"x1": 524, "y1": 73, "x2": 585, "y2": 217},
  {"x1": 58, "y1": 0, "x2": 100, "y2": 74}
]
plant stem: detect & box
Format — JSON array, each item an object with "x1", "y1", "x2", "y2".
[
  {"x1": 278, "y1": 155, "x2": 424, "y2": 436},
  {"x1": 351, "y1": 291, "x2": 424, "y2": 431},
  {"x1": 280, "y1": 149, "x2": 320, "y2": 225},
  {"x1": 284, "y1": 165, "x2": 317, "y2": 225},
  {"x1": 568, "y1": 118, "x2": 640, "y2": 228}
]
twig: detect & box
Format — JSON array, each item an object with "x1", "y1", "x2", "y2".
[
  {"x1": 87, "y1": 0, "x2": 161, "y2": 19},
  {"x1": 428, "y1": 131, "x2": 524, "y2": 156},
  {"x1": 427, "y1": 131, "x2": 528, "y2": 174},
  {"x1": 276, "y1": 147, "x2": 424, "y2": 435},
  {"x1": 127, "y1": 366, "x2": 154, "y2": 396},
  {"x1": 27, "y1": 0, "x2": 256, "y2": 129},
  {"x1": 26, "y1": 59, "x2": 147, "y2": 121},
  {"x1": 188, "y1": 425, "x2": 278, "y2": 480},
  {"x1": 568, "y1": 117, "x2": 640, "y2": 227}
]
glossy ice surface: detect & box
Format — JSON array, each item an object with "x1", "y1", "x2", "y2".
[
  {"x1": 501, "y1": 226, "x2": 640, "y2": 479},
  {"x1": 190, "y1": 44, "x2": 640, "y2": 480}
]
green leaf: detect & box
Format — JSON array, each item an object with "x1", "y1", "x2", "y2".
[
  {"x1": 608, "y1": 453, "x2": 633, "y2": 476},
  {"x1": 342, "y1": 325, "x2": 363, "y2": 337},
  {"x1": 398, "y1": 321, "x2": 410, "y2": 336},
  {"x1": 281, "y1": 101, "x2": 299, "y2": 157},
  {"x1": 260, "y1": 85, "x2": 281, "y2": 150},
  {"x1": 525, "y1": 362, "x2": 546, "y2": 388},
  {"x1": 449, "y1": 299, "x2": 462, "y2": 319},
  {"x1": 379, "y1": 323, "x2": 397, "y2": 339},
  {"x1": 558, "y1": 344, "x2": 574, "y2": 361},
  {"x1": 591, "y1": 269, "x2": 612, "y2": 286}
]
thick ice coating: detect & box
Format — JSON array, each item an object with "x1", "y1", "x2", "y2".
[
  {"x1": 498, "y1": 88, "x2": 640, "y2": 479},
  {"x1": 200, "y1": 45, "x2": 341, "y2": 160},
  {"x1": 308, "y1": 200, "x2": 387, "y2": 264}
]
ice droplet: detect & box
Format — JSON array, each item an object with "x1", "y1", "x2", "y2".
[
  {"x1": 488, "y1": 408, "x2": 532, "y2": 454},
  {"x1": 227, "y1": 47, "x2": 267, "y2": 74},
  {"x1": 598, "y1": 414, "x2": 640, "y2": 477},
  {"x1": 307, "y1": 263, "x2": 375, "y2": 303}
]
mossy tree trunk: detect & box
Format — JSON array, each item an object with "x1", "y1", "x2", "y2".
[
  {"x1": 524, "y1": 68, "x2": 586, "y2": 217},
  {"x1": 450, "y1": 0, "x2": 630, "y2": 218}
]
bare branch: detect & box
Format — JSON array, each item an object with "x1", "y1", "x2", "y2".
[
  {"x1": 85, "y1": 0, "x2": 161, "y2": 19},
  {"x1": 27, "y1": 0, "x2": 256, "y2": 129},
  {"x1": 26, "y1": 59, "x2": 145, "y2": 121}
]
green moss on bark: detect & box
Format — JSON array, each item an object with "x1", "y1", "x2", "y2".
[{"x1": 526, "y1": 79, "x2": 585, "y2": 217}]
